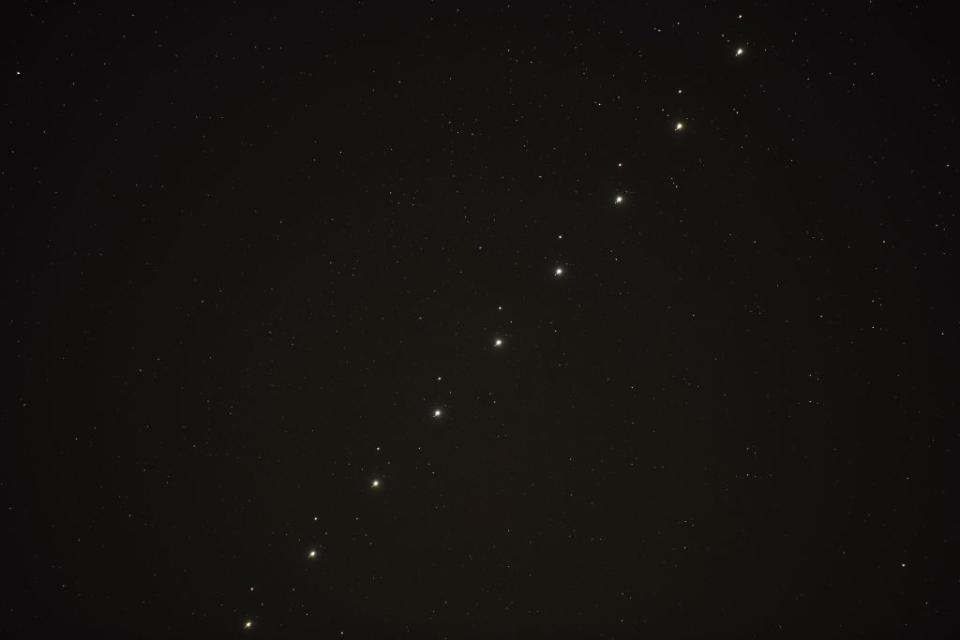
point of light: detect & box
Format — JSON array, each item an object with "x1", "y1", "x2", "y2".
[
  {"x1": 736, "y1": 47, "x2": 745, "y2": 56},
  {"x1": 433, "y1": 408, "x2": 442, "y2": 418},
  {"x1": 617, "y1": 162, "x2": 623, "y2": 167},
  {"x1": 494, "y1": 338, "x2": 504, "y2": 347},
  {"x1": 614, "y1": 195, "x2": 624, "y2": 204},
  {"x1": 243, "y1": 620, "x2": 254, "y2": 630},
  {"x1": 308, "y1": 549, "x2": 317, "y2": 559},
  {"x1": 554, "y1": 267, "x2": 564, "y2": 277},
  {"x1": 371, "y1": 479, "x2": 380, "y2": 488},
  {"x1": 675, "y1": 121, "x2": 684, "y2": 131}
]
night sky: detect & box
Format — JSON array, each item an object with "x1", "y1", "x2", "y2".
[{"x1": 3, "y1": 2, "x2": 959, "y2": 637}]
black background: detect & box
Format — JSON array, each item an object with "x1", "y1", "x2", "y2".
[{"x1": 3, "y1": 2, "x2": 958, "y2": 637}]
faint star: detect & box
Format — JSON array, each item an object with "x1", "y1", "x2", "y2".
[
  {"x1": 554, "y1": 267, "x2": 564, "y2": 277},
  {"x1": 736, "y1": 47, "x2": 745, "y2": 56},
  {"x1": 371, "y1": 479, "x2": 380, "y2": 488},
  {"x1": 494, "y1": 338, "x2": 504, "y2": 347},
  {"x1": 433, "y1": 408, "x2": 443, "y2": 418},
  {"x1": 308, "y1": 549, "x2": 318, "y2": 559},
  {"x1": 614, "y1": 195, "x2": 624, "y2": 204},
  {"x1": 243, "y1": 620, "x2": 254, "y2": 630},
  {"x1": 674, "y1": 121, "x2": 684, "y2": 131}
]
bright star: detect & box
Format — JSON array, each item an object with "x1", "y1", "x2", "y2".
[
  {"x1": 243, "y1": 620, "x2": 254, "y2": 630},
  {"x1": 371, "y1": 479, "x2": 380, "y2": 488},
  {"x1": 308, "y1": 549, "x2": 317, "y2": 559},
  {"x1": 614, "y1": 195, "x2": 624, "y2": 204},
  {"x1": 554, "y1": 267, "x2": 564, "y2": 277},
  {"x1": 433, "y1": 408, "x2": 442, "y2": 418},
  {"x1": 494, "y1": 338, "x2": 503, "y2": 347},
  {"x1": 736, "y1": 47, "x2": 745, "y2": 56},
  {"x1": 675, "y1": 121, "x2": 684, "y2": 131}
]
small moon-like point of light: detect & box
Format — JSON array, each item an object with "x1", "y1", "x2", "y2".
[
  {"x1": 675, "y1": 122, "x2": 684, "y2": 131},
  {"x1": 736, "y1": 47, "x2": 745, "y2": 56},
  {"x1": 433, "y1": 408, "x2": 442, "y2": 418},
  {"x1": 615, "y1": 195, "x2": 624, "y2": 204},
  {"x1": 371, "y1": 479, "x2": 380, "y2": 488},
  {"x1": 308, "y1": 549, "x2": 317, "y2": 559},
  {"x1": 494, "y1": 338, "x2": 503, "y2": 347},
  {"x1": 243, "y1": 620, "x2": 254, "y2": 630},
  {"x1": 555, "y1": 267, "x2": 564, "y2": 276}
]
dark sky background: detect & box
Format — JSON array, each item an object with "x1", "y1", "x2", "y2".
[{"x1": 3, "y1": 1, "x2": 959, "y2": 637}]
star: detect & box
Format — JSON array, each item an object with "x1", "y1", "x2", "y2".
[
  {"x1": 433, "y1": 408, "x2": 443, "y2": 418},
  {"x1": 736, "y1": 47, "x2": 745, "y2": 56},
  {"x1": 674, "y1": 121, "x2": 685, "y2": 131},
  {"x1": 494, "y1": 338, "x2": 504, "y2": 348},
  {"x1": 308, "y1": 549, "x2": 318, "y2": 559},
  {"x1": 371, "y1": 479, "x2": 381, "y2": 488},
  {"x1": 614, "y1": 195, "x2": 624, "y2": 204},
  {"x1": 554, "y1": 267, "x2": 564, "y2": 277},
  {"x1": 243, "y1": 620, "x2": 254, "y2": 630}
]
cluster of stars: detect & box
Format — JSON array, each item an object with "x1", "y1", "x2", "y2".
[{"x1": 240, "y1": 26, "x2": 754, "y2": 635}]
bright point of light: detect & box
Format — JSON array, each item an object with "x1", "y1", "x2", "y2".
[
  {"x1": 617, "y1": 162, "x2": 623, "y2": 167},
  {"x1": 554, "y1": 267, "x2": 564, "y2": 277},
  {"x1": 736, "y1": 47, "x2": 745, "y2": 56},
  {"x1": 494, "y1": 338, "x2": 503, "y2": 347},
  {"x1": 675, "y1": 122, "x2": 684, "y2": 131},
  {"x1": 433, "y1": 408, "x2": 442, "y2": 418},
  {"x1": 614, "y1": 195, "x2": 624, "y2": 204},
  {"x1": 243, "y1": 620, "x2": 254, "y2": 630},
  {"x1": 308, "y1": 549, "x2": 317, "y2": 559},
  {"x1": 371, "y1": 479, "x2": 380, "y2": 488}
]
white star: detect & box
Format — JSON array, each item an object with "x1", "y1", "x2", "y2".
[
  {"x1": 371, "y1": 479, "x2": 380, "y2": 488},
  {"x1": 736, "y1": 47, "x2": 745, "y2": 57},
  {"x1": 614, "y1": 195, "x2": 624, "y2": 204},
  {"x1": 674, "y1": 121, "x2": 684, "y2": 131},
  {"x1": 494, "y1": 338, "x2": 504, "y2": 347},
  {"x1": 243, "y1": 620, "x2": 254, "y2": 630},
  {"x1": 554, "y1": 267, "x2": 564, "y2": 277},
  {"x1": 433, "y1": 408, "x2": 443, "y2": 418},
  {"x1": 308, "y1": 549, "x2": 317, "y2": 559}
]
